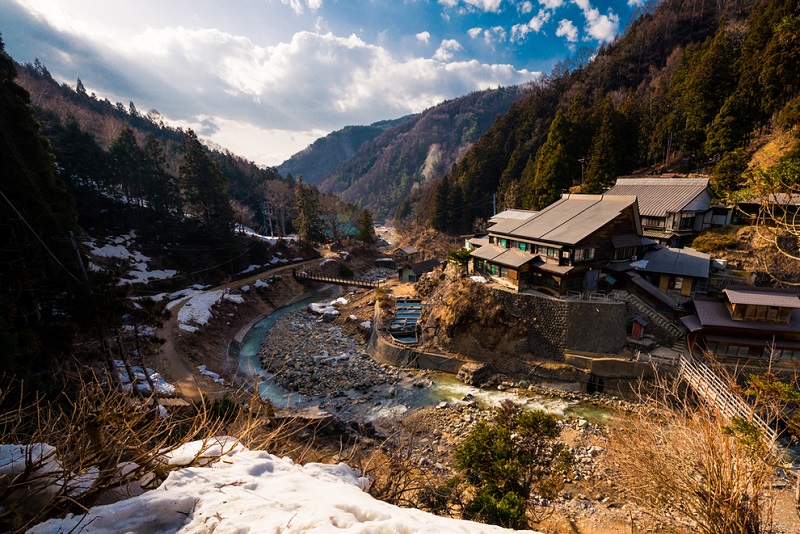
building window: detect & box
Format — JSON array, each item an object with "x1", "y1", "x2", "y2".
[
  {"x1": 546, "y1": 247, "x2": 558, "y2": 258},
  {"x1": 500, "y1": 266, "x2": 509, "y2": 278},
  {"x1": 575, "y1": 248, "x2": 595, "y2": 262},
  {"x1": 679, "y1": 215, "x2": 695, "y2": 228},
  {"x1": 670, "y1": 276, "x2": 683, "y2": 290},
  {"x1": 500, "y1": 238, "x2": 508, "y2": 248},
  {"x1": 615, "y1": 247, "x2": 634, "y2": 260},
  {"x1": 642, "y1": 216, "x2": 666, "y2": 228},
  {"x1": 519, "y1": 242, "x2": 527, "y2": 252}
]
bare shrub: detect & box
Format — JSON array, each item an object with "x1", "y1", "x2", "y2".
[
  {"x1": 0, "y1": 375, "x2": 309, "y2": 533},
  {"x1": 610, "y1": 374, "x2": 776, "y2": 534}
]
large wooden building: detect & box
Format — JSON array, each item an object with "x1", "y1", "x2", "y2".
[
  {"x1": 468, "y1": 194, "x2": 649, "y2": 294},
  {"x1": 605, "y1": 176, "x2": 731, "y2": 247},
  {"x1": 681, "y1": 286, "x2": 800, "y2": 364}
]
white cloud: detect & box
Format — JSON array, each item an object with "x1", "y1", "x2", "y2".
[
  {"x1": 627, "y1": 0, "x2": 645, "y2": 6},
  {"x1": 480, "y1": 26, "x2": 507, "y2": 44},
  {"x1": 438, "y1": 0, "x2": 503, "y2": 13},
  {"x1": 280, "y1": 0, "x2": 323, "y2": 15},
  {"x1": 510, "y1": 9, "x2": 550, "y2": 42},
  {"x1": 538, "y1": 0, "x2": 564, "y2": 9},
  {"x1": 416, "y1": 31, "x2": 431, "y2": 44},
  {"x1": 572, "y1": 0, "x2": 619, "y2": 43},
  {"x1": 468, "y1": 27, "x2": 483, "y2": 39},
  {"x1": 433, "y1": 38, "x2": 463, "y2": 60},
  {"x1": 518, "y1": 1, "x2": 534, "y2": 14},
  {"x1": 556, "y1": 19, "x2": 578, "y2": 42},
  {"x1": 5, "y1": 1, "x2": 538, "y2": 166}
]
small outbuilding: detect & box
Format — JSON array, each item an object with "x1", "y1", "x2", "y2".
[
  {"x1": 398, "y1": 259, "x2": 440, "y2": 283},
  {"x1": 393, "y1": 246, "x2": 420, "y2": 264}
]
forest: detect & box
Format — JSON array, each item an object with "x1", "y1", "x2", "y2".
[{"x1": 414, "y1": 0, "x2": 800, "y2": 234}]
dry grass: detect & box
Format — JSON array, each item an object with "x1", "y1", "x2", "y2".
[
  {"x1": 0, "y1": 374, "x2": 318, "y2": 533},
  {"x1": 609, "y1": 374, "x2": 777, "y2": 534}
]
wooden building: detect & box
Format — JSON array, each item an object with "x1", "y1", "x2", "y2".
[
  {"x1": 392, "y1": 246, "x2": 420, "y2": 264},
  {"x1": 605, "y1": 176, "x2": 731, "y2": 247},
  {"x1": 468, "y1": 194, "x2": 647, "y2": 294},
  {"x1": 681, "y1": 286, "x2": 800, "y2": 364}
]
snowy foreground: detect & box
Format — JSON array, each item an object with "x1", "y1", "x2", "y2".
[{"x1": 31, "y1": 439, "x2": 540, "y2": 534}]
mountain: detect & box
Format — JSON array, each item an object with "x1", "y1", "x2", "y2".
[
  {"x1": 277, "y1": 117, "x2": 413, "y2": 186},
  {"x1": 14, "y1": 63, "x2": 284, "y2": 209},
  {"x1": 420, "y1": 0, "x2": 800, "y2": 233},
  {"x1": 313, "y1": 86, "x2": 526, "y2": 221}
]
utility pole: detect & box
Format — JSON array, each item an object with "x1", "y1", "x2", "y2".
[{"x1": 492, "y1": 193, "x2": 497, "y2": 215}]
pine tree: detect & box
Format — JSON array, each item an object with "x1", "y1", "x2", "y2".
[
  {"x1": 142, "y1": 134, "x2": 181, "y2": 217},
  {"x1": 108, "y1": 127, "x2": 145, "y2": 207},
  {"x1": 529, "y1": 109, "x2": 573, "y2": 210},
  {"x1": 583, "y1": 104, "x2": 618, "y2": 194},
  {"x1": 292, "y1": 177, "x2": 326, "y2": 244},
  {"x1": 180, "y1": 129, "x2": 234, "y2": 237},
  {"x1": 356, "y1": 208, "x2": 376, "y2": 247}
]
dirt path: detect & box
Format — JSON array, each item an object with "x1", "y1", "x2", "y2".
[{"x1": 154, "y1": 259, "x2": 322, "y2": 402}]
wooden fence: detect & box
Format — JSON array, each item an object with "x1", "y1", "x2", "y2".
[{"x1": 292, "y1": 268, "x2": 385, "y2": 289}]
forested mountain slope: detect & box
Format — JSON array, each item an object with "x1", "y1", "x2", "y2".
[
  {"x1": 416, "y1": 0, "x2": 800, "y2": 233},
  {"x1": 15, "y1": 63, "x2": 284, "y2": 209},
  {"x1": 315, "y1": 86, "x2": 526, "y2": 221},
  {"x1": 277, "y1": 117, "x2": 412, "y2": 186}
]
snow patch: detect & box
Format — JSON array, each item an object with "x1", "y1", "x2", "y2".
[
  {"x1": 198, "y1": 365, "x2": 225, "y2": 385},
  {"x1": 30, "y1": 440, "x2": 537, "y2": 534}
]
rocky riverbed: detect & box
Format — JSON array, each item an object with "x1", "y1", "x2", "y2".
[{"x1": 258, "y1": 305, "x2": 435, "y2": 422}]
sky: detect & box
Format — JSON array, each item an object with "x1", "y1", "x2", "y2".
[{"x1": 1, "y1": 0, "x2": 643, "y2": 167}]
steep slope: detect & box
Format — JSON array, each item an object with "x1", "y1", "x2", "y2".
[
  {"x1": 277, "y1": 117, "x2": 412, "y2": 185},
  {"x1": 317, "y1": 86, "x2": 526, "y2": 221},
  {"x1": 420, "y1": 0, "x2": 800, "y2": 233}
]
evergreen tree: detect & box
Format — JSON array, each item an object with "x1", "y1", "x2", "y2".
[
  {"x1": 142, "y1": 134, "x2": 181, "y2": 217},
  {"x1": 528, "y1": 109, "x2": 573, "y2": 210},
  {"x1": 583, "y1": 104, "x2": 618, "y2": 194},
  {"x1": 108, "y1": 127, "x2": 145, "y2": 207},
  {"x1": 356, "y1": 208, "x2": 376, "y2": 247},
  {"x1": 0, "y1": 34, "x2": 80, "y2": 375},
  {"x1": 180, "y1": 129, "x2": 234, "y2": 237},
  {"x1": 292, "y1": 177, "x2": 326, "y2": 244}
]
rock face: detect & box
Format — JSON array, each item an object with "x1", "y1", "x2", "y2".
[{"x1": 456, "y1": 362, "x2": 493, "y2": 387}]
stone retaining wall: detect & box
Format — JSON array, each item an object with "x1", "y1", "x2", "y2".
[{"x1": 491, "y1": 290, "x2": 627, "y2": 357}]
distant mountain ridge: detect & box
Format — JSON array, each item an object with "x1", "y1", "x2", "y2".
[
  {"x1": 310, "y1": 86, "x2": 526, "y2": 220},
  {"x1": 277, "y1": 117, "x2": 413, "y2": 185}
]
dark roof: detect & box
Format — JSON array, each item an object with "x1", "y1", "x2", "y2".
[
  {"x1": 723, "y1": 286, "x2": 800, "y2": 308},
  {"x1": 606, "y1": 177, "x2": 711, "y2": 217},
  {"x1": 680, "y1": 314, "x2": 703, "y2": 332},
  {"x1": 642, "y1": 229, "x2": 679, "y2": 240},
  {"x1": 693, "y1": 298, "x2": 800, "y2": 332},
  {"x1": 628, "y1": 272, "x2": 681, "y2": 309},
  {"x1": 639, "y1": 246, "x2": 710, "y2": 279},
  {"x1": 612, "y1": 234, "x2": 655, "y2": 248},
  {"x1": 404, "y1": 259, "x2": 440, "y2": 275},
  {"x1": 488, "y1": 194, "x2": 639, "y2": 245}
]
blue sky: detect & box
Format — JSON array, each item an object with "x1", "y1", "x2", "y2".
[{"x1": 1, "y1": 0, "x2": 642, "y2": 166}]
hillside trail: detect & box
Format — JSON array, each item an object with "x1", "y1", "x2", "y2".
[{"x1": 155, "y1": 259, "x2": 321, "y2": 402}]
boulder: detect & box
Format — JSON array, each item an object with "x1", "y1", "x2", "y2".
[{"x1": 456, "y1": 362, "x2": 493, "y2": 387}]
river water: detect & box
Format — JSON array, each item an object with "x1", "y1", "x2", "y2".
[{"x1": 234, "y1": 289, "x2": 585, "y2": 423}]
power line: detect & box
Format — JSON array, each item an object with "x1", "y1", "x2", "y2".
[{"x1": 0, "y1": 186, "x2": 82, "y2": 284}]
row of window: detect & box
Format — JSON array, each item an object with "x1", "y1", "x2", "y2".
[
  {"x1": 707, "y1": 343, "x2": 799, "y2": 361},
  {"x1": 489, "y1": 236, "x2": 595, "y2": 262}
]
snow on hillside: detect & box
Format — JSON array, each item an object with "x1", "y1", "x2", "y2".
[
  {"x1": 86, "y1": 232, "x2": 177, "y2": 284},
  {"x1": 173, "y1": 289, "x2": 244, "y2": 332},
  {"x1": 30, "y1": 439, "x2": 539, "y2": 534}
]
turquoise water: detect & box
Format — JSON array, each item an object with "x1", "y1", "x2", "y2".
[{"x1": 234, "y1": 290, "x2": 573, "y2": 420}]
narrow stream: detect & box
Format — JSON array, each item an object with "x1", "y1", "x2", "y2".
[{"x1": 233, "y1": 289, "x2": 590, "y2": 422}]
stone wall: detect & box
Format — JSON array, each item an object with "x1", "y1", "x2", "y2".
[
  {"x1": 489, "y1": 290, "x2": 627, "y2": 358},
  {"x1": 564, "y1": 300, "x2": 627, "y2": 353}
]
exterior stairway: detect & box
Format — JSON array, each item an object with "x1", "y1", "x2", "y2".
[{"x1": 677, "y1": 353, "x2": 776, "y2": 443}]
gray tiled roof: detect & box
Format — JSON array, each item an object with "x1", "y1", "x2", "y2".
[
  {"x1": 723, "y1": 286, "x2": 800, "y2": 308},
  {"x1": 606, "y1": 177, "x2": 710, "y2": 217},
  {"x1": 488, "y1": 194, "x2": 638, "y2": 245},
  {"x1": 489, "y1": 209, "x2": 538, "y2": 224},
  {"x1": 469, "y1": 244, "x2": 536, "y2": 268},
  {"x1": 640, "y1": 246, "x2": 710, "y2": 279}
]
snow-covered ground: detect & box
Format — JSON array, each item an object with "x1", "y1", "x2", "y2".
[
  {"x1": 86, "y1": 232, "x2": 177, "y2": 284},
  {"x1": 308, "y1": 297, "x2": 349, "y2": 317},
  {"x1": 175, "y1": 290, "x2": 244, "y2": 332},
  {"x1": 30, "y1": 438, "x2": 539, "y2": 534},
  {"x1": 114, "y1": 360, "x2": 175, "y2": 395}
]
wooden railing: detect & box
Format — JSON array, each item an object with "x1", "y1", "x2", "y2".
[
  {"x1": 677, "y1": 353, "x2": 776, "y2": 443},
  {"x1": 292, "y1": 268, "x2": 385, "y2": 288}
]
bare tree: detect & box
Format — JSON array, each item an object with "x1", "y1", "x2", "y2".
[{"x1": 260, "y1": 179, "x2": 294, "y2": 237}]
